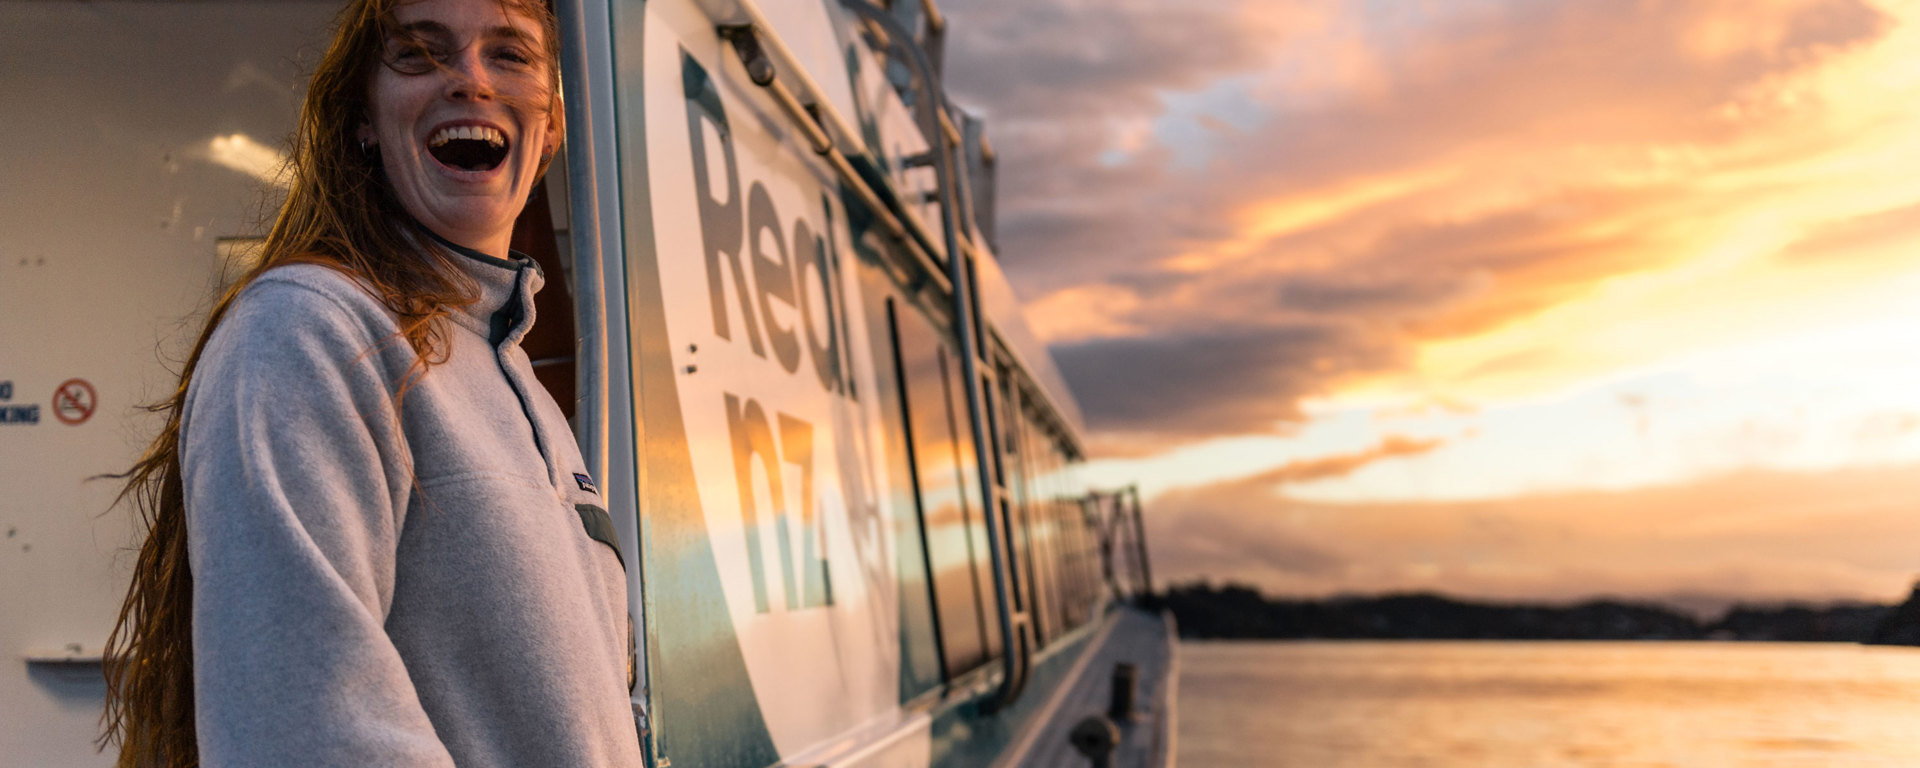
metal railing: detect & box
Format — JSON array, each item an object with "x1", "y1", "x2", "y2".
[{"x1": 1083, "y1": 485, "x2": 1155, "y2": 602}]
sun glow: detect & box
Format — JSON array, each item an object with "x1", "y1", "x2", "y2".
[{"x1": 996, "y1": 0, "x2": 1920, "y2": 602}]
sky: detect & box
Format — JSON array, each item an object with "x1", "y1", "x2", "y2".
[{"x1": 938, "y1": 0, "x2": 1920, "y2": 609}]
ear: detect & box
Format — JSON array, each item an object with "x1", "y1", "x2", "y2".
[
  {"x1": 543, "y1": 101, "x2": 565, "y2": 156},
  {"x1": 357, "y1": 120, "x2": 376, "y2": 146}
]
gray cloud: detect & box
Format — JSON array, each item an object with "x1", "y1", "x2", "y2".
[
  {"x1": 938, "y1": 0, "x2": 1304, "y2": 293},
  {"x1": 940, "y1": 0, "x2": 1300, "y2": 122},
  {"x1": 1276, "y1": 270, "x2": 1485, "y2": 316},
  {"x1": 1053, "y1": 322, "x2": 1401, "y2": 438},
  {"x1": 1144, "y1": 435, "x2": 1448, "y2": 587}
]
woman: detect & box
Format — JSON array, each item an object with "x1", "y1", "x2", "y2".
[{"x1": 101, "y1": 1, "x2": 642, "y2": 765}]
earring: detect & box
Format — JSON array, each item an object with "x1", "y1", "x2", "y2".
[{"x1": 361, "y1": 139, "x2": 376, "y2": 159}]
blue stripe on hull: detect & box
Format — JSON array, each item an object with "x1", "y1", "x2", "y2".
[{"x1": 928, "y1": 615, "x2": 1106, "y2": 767}]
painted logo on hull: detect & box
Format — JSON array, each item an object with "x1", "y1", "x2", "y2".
[{"x1": 641, "y1": 7, "x2": 934, "y2": 755}]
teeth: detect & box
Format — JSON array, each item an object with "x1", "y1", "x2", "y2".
[{"x1": 428, "y1": 125, "x2": 505, "y2": 148}]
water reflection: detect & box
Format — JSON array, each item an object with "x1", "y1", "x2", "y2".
[{"x1": 1180, "y1": 641, "x2": 1920, "y2": 767}]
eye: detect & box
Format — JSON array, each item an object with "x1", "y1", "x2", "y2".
[
  {"x1": 385, "y1": 36, "x2": 445, "y2": 74},
  {"x1": 491, "y1": 45, "x2": 536, "y2": 67}
]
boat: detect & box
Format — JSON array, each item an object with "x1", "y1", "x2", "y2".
[{"x1": 0, "y1": 1, "x2": 1175, "y2": 765}]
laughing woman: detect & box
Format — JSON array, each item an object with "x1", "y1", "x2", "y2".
[{"x1": 101, "y1": 1, "x2": 641, "y2": 765}]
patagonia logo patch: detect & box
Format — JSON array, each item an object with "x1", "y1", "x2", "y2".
[{"x1": 574, "y1": 473, "x2": 599, "y2": 495}]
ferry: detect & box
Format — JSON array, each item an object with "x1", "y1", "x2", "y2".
[{"x1": 0, "y1": 1, "x2": 1175, "y2": 765}]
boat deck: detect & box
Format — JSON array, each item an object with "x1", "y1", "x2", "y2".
[{"x1": 1008, "y1": 605, "x2": 1178, "y2": 768}]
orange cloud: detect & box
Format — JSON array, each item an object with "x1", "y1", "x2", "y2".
[
  {"x1": 950, "y1": 0, "x2": 1913, "y2": 444},
  {"x1": 1023, "y1": 282, "x2": 1144, "y2": 344},
  {"x1": 1240, "y1": 435, "x2": 1445, "y2": 487}
]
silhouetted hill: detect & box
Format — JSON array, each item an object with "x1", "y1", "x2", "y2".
[
  {"x1": 1713, "y1": 602, "x2": 1888, "y2": 642},
  {"x1": 1154, "y1": 582, "x2": 1899, "y2": 643},
  {"x1": 1869, "y1": 583, "x2": 1920, "y2": 645}
]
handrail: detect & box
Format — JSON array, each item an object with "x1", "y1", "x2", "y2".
[
  {"x1": 1127, "y1": 485, "x2": 1154, "y2": 597},
  {"x1": 937, "y1": 108, "x2": 963, "y2": 147},
  {"x1": 1082, "y1": 487, "x2": 1154, "y2": 600},
  {"x1": 918, "y1": 0, "x2": 946, "y2": 33},
  {"x1": 718, "y1": 26, "x2": 954, "y2": 300},
  {"x1": 555, "y1": 0, "x2": 610, "y2": 538},
  {"x1": 833, "y1": 0, "x2": 1030, "y2": 712},
  {"x1": 1080, "y1": 493, "x2": 1117, "y2": 598},
  {"x1": 727, "y1": 1, "x2": 868, "y2": 167},
  {"x1": 724, "y1": 0, "x2": 955, "y2": 267},
  {"x1": 556, "y1": 0, "x2": 652, "y2": 749},
  {"x1": 713, "y1": 0, "x2": 1085, "y2": 462}
]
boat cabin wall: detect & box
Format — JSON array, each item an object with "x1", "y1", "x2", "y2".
[
  {"x1": 0, "y1": 3, "x2": 584, "y2": 764},
  {"x1": 1, "y1": 4, "x2": 337, "y2": 765}
]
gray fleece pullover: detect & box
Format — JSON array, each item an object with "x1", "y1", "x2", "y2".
[{"x1": 181, "y1": 241, "x2": 642, "y2": 767}]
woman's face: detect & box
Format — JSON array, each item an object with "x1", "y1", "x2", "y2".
[{"x1": 360, "y1": 0, "x2": 558, "y2": 257}]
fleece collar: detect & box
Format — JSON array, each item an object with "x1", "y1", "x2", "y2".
[{"x1": 425, "y1": 229, "x2": 546, "y2": 348}]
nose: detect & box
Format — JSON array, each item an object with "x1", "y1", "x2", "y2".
[{"x1": 442, "y1": 47, "x2": 495, "y2": 101}]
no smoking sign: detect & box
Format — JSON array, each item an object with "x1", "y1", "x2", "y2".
[{"x1": 52, "y1": 379, "x2": 95, "y2": 426}]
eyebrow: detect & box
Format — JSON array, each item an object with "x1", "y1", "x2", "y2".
[{"x1": 391, "y1": 21, "x2": 536, "y2": 44}]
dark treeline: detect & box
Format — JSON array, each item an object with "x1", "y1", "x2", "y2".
[{"x1": 1149, "y1": 582, "x2": 1920, "y2": 643}]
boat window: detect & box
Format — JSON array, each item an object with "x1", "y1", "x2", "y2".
[
  {"x1": 868, "y1": 285, "x2": 945, "y2": 700},
  {"x1": 1040, "y1": 434, "x2": 1093, "y2": 633},
  {"x1": 889, "y1": 297, "x2": 999, "y2": 680},
  {"x1": 1015, "y1": 402, "x2": 1059, "y2": 646},
  {"x1": 1066, "y1": 454, "x2": 1097, "y2": 629},
  {"x1": 1045, "y1": 428, "x2": 1074, "y2": 631}
]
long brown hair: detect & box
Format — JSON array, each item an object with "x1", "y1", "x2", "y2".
[{"x1": 100, "y1": 1, "x2": 560, "y2": 764}]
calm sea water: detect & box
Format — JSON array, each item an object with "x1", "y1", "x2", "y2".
[{"x1": 1178, "y1": 641, "x2": 1920, "y2": 767}]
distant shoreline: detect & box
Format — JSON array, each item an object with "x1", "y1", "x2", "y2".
[{"x1": 1149, "y1": 582, "x2": 1920, "y2": 644}]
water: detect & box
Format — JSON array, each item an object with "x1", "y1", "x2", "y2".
[{"x1": 1178, "y1": 641, "x2": 1920, "y2": 767}]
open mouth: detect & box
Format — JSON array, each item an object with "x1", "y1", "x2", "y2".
[{"x1": 428, "y1": 125, "x2": 509, "y2": 172}]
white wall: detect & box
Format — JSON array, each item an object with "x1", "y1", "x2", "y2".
[{"x1": 0, "y1": 3, "x2": 335, "y2": 764}]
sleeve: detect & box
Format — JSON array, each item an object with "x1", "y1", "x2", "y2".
[{"x1": 181, "y1": 279, "x2": 456, "y2": 767}]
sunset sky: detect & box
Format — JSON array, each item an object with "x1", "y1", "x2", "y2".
[{"x1": 940, "y1": 0, "x2": 1920, "y2": 609}]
